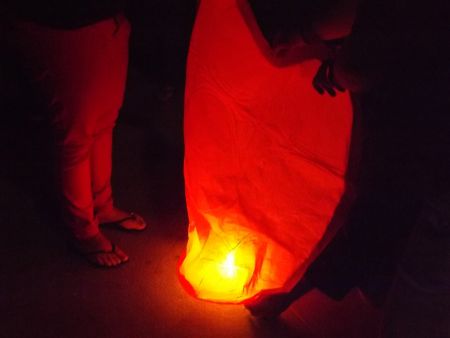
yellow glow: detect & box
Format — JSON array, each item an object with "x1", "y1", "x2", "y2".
[
  {"x1": 180, "y1": 222, "x2": 296, "y2": 303},
  {"x1": 219, "y1": 251, "x2": 237, "y2": 278},
  {"x1": 179, "y1": 226, "x2": 257, "y2": 302}
]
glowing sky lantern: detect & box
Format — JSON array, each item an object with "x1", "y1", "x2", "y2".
[{"x1": 179, "y1": 0, "x2": 353, "y2": 303}]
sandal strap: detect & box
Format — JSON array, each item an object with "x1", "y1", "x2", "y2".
[
  {"x1": 83, "y1": 243, "x2": 116, "y2": 256},
  {"x1": 111, "y1": 213, "x2": 137, "y2": 224}
]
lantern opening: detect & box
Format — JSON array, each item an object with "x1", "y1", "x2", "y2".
[{"x1": 179, "y1": 225, "x2": 263, "y2": 303}]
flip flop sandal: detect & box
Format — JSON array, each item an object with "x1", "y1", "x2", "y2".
[
  {"x1": 100, "y1": 212, "x2": 147, "y2": 232},
  {"x1": 69, "y1": 240, "x2": 128, "y2": 268},
  {"x1": 82, "y1": 243, "x2": 129, "y2": 268}
]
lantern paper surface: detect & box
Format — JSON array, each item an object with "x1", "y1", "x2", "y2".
[{"x1": 179, "y1": 0, "x2": 353, "y2": 303}]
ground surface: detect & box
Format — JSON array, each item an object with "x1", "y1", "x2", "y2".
[{"x1": 0, "y1": 67, "x2": 382, "y2": 338}]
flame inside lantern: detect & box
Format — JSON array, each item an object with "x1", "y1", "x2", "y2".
[
  {"x1": 220, "y1": 251, "x2": 237, "y2": 278},
  {"x1": 179, "y1": 225, "x2": 255, "y2": 303},
  {"x1": 178, "y1": 217, "x2": 298, "y2": 304}
]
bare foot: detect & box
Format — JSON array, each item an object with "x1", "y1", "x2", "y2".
[
  {"x1": 72, "y1": 232, "x2": 129, "y2": 267},
  {"x1": 97, "y1": 208, "x2": 147, "y2": 231}
]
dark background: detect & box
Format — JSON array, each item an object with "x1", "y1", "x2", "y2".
[{"x1": 0, "y1": 2, "x2": 448, "y2": 337}]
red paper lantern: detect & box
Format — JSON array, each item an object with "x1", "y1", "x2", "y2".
[{"x1": 179, "y1": 0, "x2": 353, "y2": 303}]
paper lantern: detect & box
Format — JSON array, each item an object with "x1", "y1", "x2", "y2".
[{"x1": 179, "y1": 0, "x2": 353, "y2": 303}]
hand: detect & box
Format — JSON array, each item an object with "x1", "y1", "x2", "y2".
[
  {"x1": 244, "y1": 291, "x2": 295, "y2": 318},
  {"x1": 312, "y1": 59, "x2": 346, "y2": 97}
]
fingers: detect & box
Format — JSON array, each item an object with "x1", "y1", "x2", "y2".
[
  {"x1": 313, "y1": 61, "x2": 329, "y2": 95},
  {"x1": 312, "y1": 59, "x2": 346, "y2": 97},
  {"x1": 328, "y1": 62, "x2": 346, "y2": 92},
  {"x1": 313, "y1": 81, "x2": 325, "y2": 95},
  {"x1": 319, "y1": 80, "x2": 337, "y2": 97},
  {"x1": 313, "y1": 76, "x2": 337, "y2": 96},
  {"x1": 244, "y1": 293, "x2": 293, "y2": 318}
]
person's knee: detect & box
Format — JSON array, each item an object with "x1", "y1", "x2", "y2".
[{"x1": 55, "y1": 129, "x2": 95, "y2": 167}]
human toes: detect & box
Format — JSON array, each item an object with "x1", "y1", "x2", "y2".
[{"x1": 113, "y1": 245, "x2": 129, "y2": 263}]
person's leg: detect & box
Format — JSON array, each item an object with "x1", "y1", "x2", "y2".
[
  {"x1": 10, "y1": 19, "x2": 128, "y2": 266},
  {"x1": 91, "y1": 129, "x2": 114, "y2": 217},
  {"x1": 91, "y1": 130, "x2": 145, "y2": 231},
  {"x1": 58, "y1": 139, "x2": 97, "y2": 240},
  {"x1": 89, "y1": 16, "x2": 146, "y2": 231}
]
